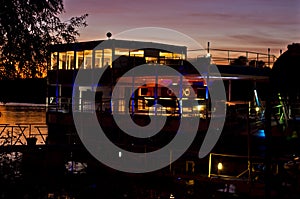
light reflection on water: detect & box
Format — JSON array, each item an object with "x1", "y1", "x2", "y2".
[
  {"x1": 0, "y1": 103, "x2": 46, "y2": 124},
  {"x1": 0, "y1": 103, "x2": 47, "y2": 145}
]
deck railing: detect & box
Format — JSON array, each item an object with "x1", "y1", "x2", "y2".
[
  {"x1": 47, "y1": 96, "x2": 212, "y2": 119},
  {"x1": 0, "y1": 123, "x2": 48, "y2": 146},
  {"x1": 208, "y1": 152, "x2": 279, "y2": 182},
  {"x1": 188, "y1": 48, "x2": 277, "y2": 68}
]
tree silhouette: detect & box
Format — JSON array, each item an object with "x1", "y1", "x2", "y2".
[
  {"x1": 271, "y1": 43, "x2": 300, "y2": 104},
  {"x1": 0, "y1": 0, "x2": 88, "y2": 79},
  {"x1": 264, "y1": 43, "x2": 300, "y2": 198}
]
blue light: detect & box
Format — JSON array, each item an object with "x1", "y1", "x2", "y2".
[
  {"x1": 254, "y1": 89, "x2": 260, "y2": 107},
  {"x1": 256, "y1": 129, "x2": 265, "y2": 138},
  {"x1": 206, "y1": 86, "x2": 209, "y2": 100}
]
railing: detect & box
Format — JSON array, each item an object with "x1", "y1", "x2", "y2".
[
  {"x1": 0, "y1": 123, "x2": 48, "y2": 146},
  {"x1": 48, "y1": 96, "x2": 214, "y2": 119},
  {"x1": 208, "y1": 153, "x2": 279, "y2": 182},
  {"x1": 46, "y1": 48, "x2": 278, "y2": 116},
  {"x1": 47, "y1": 96, "x2": 72, "y2": 112},
  {"x1": 188, "y1": 48, "x2": 277, "y2": 68}
]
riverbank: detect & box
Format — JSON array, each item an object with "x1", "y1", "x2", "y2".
[
  {"x1": 0, "y1": 78, "x2": 46, "y2": 104},
  {"x1": 0, "y1": 102, "x2": 47, "y2": 107}
]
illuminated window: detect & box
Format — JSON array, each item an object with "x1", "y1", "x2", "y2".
[
  {"x1": 84, "y1": 50, "x2": 92, "y2": 69},
  {"x1": 174, "y1": 52, "x2": 185, "y2": 59},
  {"x1": 59, "y1": 52, "x2": 66, "y2": 69},
  {"x1": 145, "y1": 57, "x2": 158, "y2": 64},
  {"x1": 51, "y1": 52, "x2": 58, "y2": 70},
  {"x1": 115, "y1": 48, "x2": 129, "y2": 56},
  {"x1": 130, "y1": 50, "x2": 144, "y2": 57},
  {"x1": 160, "y1": 52, "x2": 173, "y2": 59},
  {"x1": 179, "y1": 53, "x2": 185, "y2": 59},
  {"x1": 76, "y1": 51, "x2": 84, "y2": 69},
  {"x1": 95, "y1": 50, "x2": 103, "y2": 68},
  {"x1": 103, "y1": 49, "x2": 112, "y2": 67},
  {"x1": 66, "y1": 51, "x2": 74, "y2": 70}
]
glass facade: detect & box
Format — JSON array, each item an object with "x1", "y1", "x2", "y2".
[
  {"x1": 50, "y1": 43, "x2": 186, "y2": 70},
  {"x1": 94, "y1": 50, "x2": 103, "y2": 68},
  {"x1": 76, "y1": 51, "x2": 84, "y2": 69},
  {"x1": 58, "y1": 52, "x2": 66, "y2": 70},
  {"x1": 48, "y1": 39, "x2": 194, "y2": 115},
  {"x1": 66, "y1": 51, "x2": 74, "y2": 70}
]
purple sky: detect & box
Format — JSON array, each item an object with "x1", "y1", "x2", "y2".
[{"x1": 61, "y1": 0, "x2": 300, "y2": 56}]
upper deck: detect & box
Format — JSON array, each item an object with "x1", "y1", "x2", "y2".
[
  {"x1": 48, "y1": 39, "x2": 275, "y2": 78},
  {"x1": 47, "y1": 39, "x2": 276, "y2": 119},
  {"x1": 48, "y1": 39, "x2": 187, "y2": 71}
]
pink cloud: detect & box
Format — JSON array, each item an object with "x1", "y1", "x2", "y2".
[{"x1": 61, "y1": 0, "x2": 300, "y2": 54}]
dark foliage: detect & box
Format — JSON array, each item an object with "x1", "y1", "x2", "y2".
[
  {"x1": 0, "y1": 0, "x2": 88, "y2": 79},
  {"x1": 271, "y1": 43, "x2": 300, "y2": 102}
]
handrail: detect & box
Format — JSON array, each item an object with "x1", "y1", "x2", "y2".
[
  {"x1": 189, "y1": 48, "x2": 277, "y2": 57},
  {"x1": 208, "y1": 152, "x2": 279, "y2": 182},
  {"x1": 0, "y1": 123, "x2": 48, "y2": 146},
  {"x1": 188, "y1": 48, "x2": 277, "y2": 68}
]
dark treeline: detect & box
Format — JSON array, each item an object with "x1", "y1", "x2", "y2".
[{"x1": 0, "y1": 78, "x2": 47, "y2": 104}]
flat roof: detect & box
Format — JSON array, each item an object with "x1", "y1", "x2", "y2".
[{"x1": 49, "y1": 39, "x2": 187, "y2": 54}]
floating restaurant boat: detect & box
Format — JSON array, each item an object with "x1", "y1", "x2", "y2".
[
  {"x1": 45, "y1": 36, "x2": 290, "y2": 178},
  {"x1": 46, "y1": 37, "x2": 279, "y2": 147}
]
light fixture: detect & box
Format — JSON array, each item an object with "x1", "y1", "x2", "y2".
[
  {"x1": 218, "y1": 162, "x2": 223, "y2": 171},
  {"x1": 217, "y1": 162, "x2": 223, "y2": 175},
  {"x1": 255, "y1": 106, "x2": 260, "y2": 112}
]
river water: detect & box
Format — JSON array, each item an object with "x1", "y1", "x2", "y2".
[
  {"x1": 0, "y1": 103, "x2": 46, "y2": 124},
  {"x1": 0, "y1": 103, "x2": 47, "y2": 145}
]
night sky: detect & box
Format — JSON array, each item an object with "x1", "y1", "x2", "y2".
[{"x1": 61, "y1": 0, "x2": 300, "y2": 56}]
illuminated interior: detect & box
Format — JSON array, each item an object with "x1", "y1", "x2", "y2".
[{"x1": 50, "y1": 40, "x2": 186, "y2": 70}]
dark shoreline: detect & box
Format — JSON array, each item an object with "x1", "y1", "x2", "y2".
[
  {"x1": 0, "y1": 102, "x2": 47, "y2": 107},
  {"x1": 0, "y1": 78, "x2": 46, "y2": 104}
]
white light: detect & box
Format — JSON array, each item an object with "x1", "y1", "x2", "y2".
[
  {"x1": 195, "y1": 105, "x2": 205, "y2": 111},
  {"x1": 217, "y1": 162, "x2": 223, "y2": 171},
  {"x1": 255, "y1": 107, "x2": 260, "y2": 112},
  {"x1": 170, "y1": 193, "x2": 175, "y2": 199},
  {"x1": 119, "y1": 151, "x2": 122, "y2": 158},
  {"x1": 183, "y1": 88, "x2": 190, "y2": 96}
]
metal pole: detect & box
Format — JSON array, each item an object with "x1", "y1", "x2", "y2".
[
  {"x1": 268, "y1": 48, "x2": 270, "y2": 67},
  {"x1": 228, "y1": 80, "x2": 232, "y2": 102},
  {"x1": 247, "y1": 101, "x2": 252, "y2": 183},
  {"x1": 169, "y1": 150, "x2": 173, "y2": 173},
  {"x1": 207, "y1": 42, "x2": 210, "y2": 54},
  {"x1": 264, "y1": 80, "x2": 272, "y2": 198},
  {"x1": 208, "y1": 153, "x2": 212, "y2": 177}
]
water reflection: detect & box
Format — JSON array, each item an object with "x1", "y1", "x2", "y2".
[
  {"x1": 0, "y1": 103, "x2": 47, "y2": 145},
  {"x1": 0, "y1": 103, "x2": 46, "y2": 124}
]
